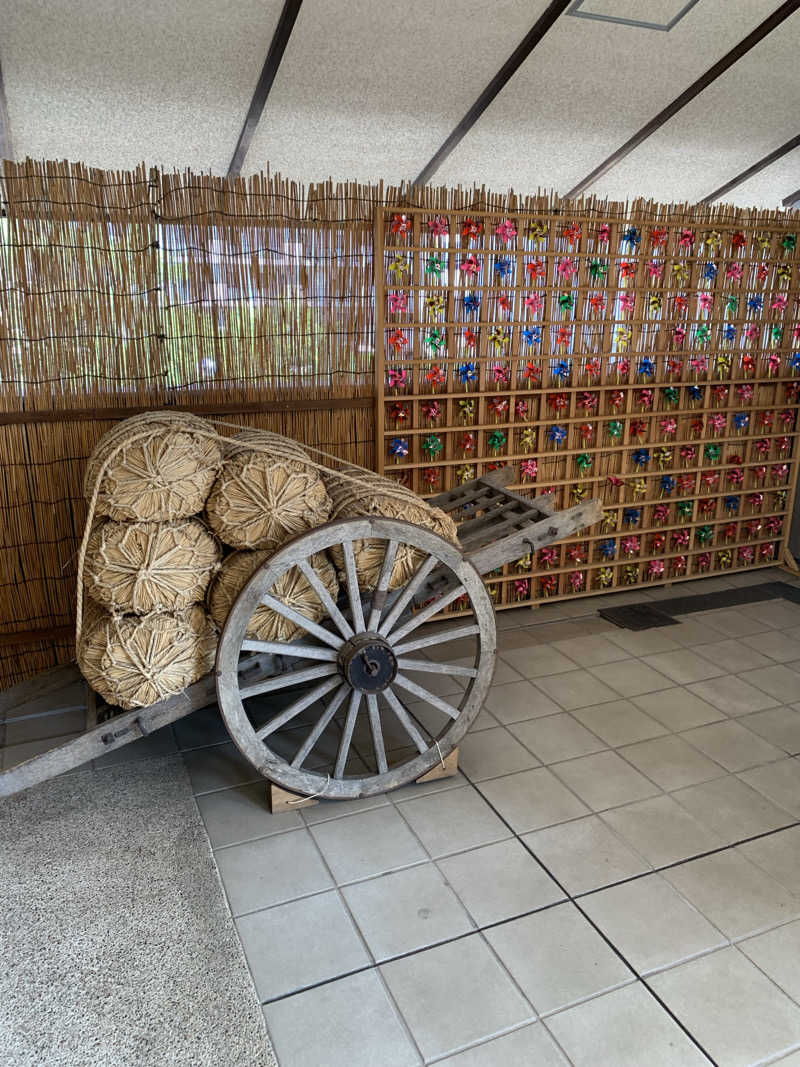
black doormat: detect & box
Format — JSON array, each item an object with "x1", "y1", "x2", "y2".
[{"x1": 600, "y1": 580, "x2": 798, "y2": 630}]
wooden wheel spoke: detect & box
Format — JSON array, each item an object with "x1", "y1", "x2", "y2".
[
  {"x1": 367, "y1": 539, "x2": 399, "y2": 631},
  {"x1": 241, "y1": 640, "x2": 338, "y2": 661},
  {"x1": 366, "y1": 693, "x2": 388, "y2": 775},
  {"x1": 392, "y1": 672, "x2": 461, "y2": 720},
  {"x1": 290, "y1": 683, "x2": 350, "y2": 769},
  {"x1": 260, "y1": 592, "x2": 344, "y2": 649},
  {"x1": 396, "y1": 657, "x2": 477, "y2": 679},
  {"x1": 239, "y1": 662, "x2": 338, "y2": 699},
  {"x1": 255, "y1": 676, "x2": 342, "y2": 740},
  {"x1": 377, "y1": 554, "x2": 438, "y2": 637},
  {"x1": 334, "y1": 689, "x2": 362, "y2": 778},
  {"x1": 342, "y1": 540, "x2": 366, "y2": 632},
  {"x1": 386, "y1": 584, "x2": 467, "y2": 644},
  {"x1": 296, "y1": 558, "x2": 354, "y2": 640},
  {"x1": 392, "y1": 623, "x2": 480, "y2": 656},
  {"x1": 382, "y1": 687, "x2": 429, "y2": 755}
]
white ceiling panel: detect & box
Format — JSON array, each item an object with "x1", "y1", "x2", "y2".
[
  {"x1": 586, "y1": 13, "x2": 800, "y2": 205},
  {"x1": 713, "y1": 145, "x2": 800, "y2": 210},
  {"x1": 432, "y1": 0, "x2": 778, "y2": 198},
  {"x1": 0, "y1": 0, "x2": 285, "y2": 173},
  {"x1": 243, "y1": 0, "x2": 552, "y2": 183}
]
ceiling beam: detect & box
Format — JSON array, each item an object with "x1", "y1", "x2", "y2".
[
  {"x1": 565, "y1": 0, "x2": 800, "y2": 200},
  {"x1": 782, "y1": 185, "x2": 800, "y2": 208},
  {"x1": 412, "y1": 0, "x2": 572, "y2": 187},
  {"x1": 700, "y1": 133, "x2": 800, "y2": 204},
  {"x1": 227, "y1": 0, "x2": 303, "y2": 178},
  {"x1": 0, "y1": 56, "x2": 13, "y2": 161}
]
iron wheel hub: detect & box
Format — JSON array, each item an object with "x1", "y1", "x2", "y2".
[{"x1": 338, "y1": 632, "x2": 398, "y2": 693}]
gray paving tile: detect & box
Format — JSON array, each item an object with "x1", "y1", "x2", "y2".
[
  {"x1": 620, "y1": 735, "x2": 725, "y2": 791},
  {"x1": 632, "y1": 686, "x2": 724, "y2": 731},
  {"x1": 381, "y1": 935, "x2": 534, "y2": 1061},
  {"x1": 236, "y1": 889, "x2": 370, "y2": 1001},
  {"x1": 215, "y1": 828, "x2": 333, "y2": 915},
  {"x1": 498, "y1": 645, "x2": 577, "y2": 679},
  {"x1": 3, "y1": 706, "x2": 86, "y2": 745},
  {"x1": 600, "y1": 794, "x2": 725, "y2": 868},
  {"x1": 172, "y1": 705, "x2": 229, "y2": 750},
  {"x1": 738, "y1": 826, "x2": 800, "y2": 896},
  {"x1": 741, "y1": 629, "x2": 800, "y2": 663},
  {"x1": 508, "y1": 713, "x2": 607, "y2": 764},
  {"x1": 437, "y1": 839, "x2": 564, "y2": 927},
  {"x1": 739, "y1": 919, "x2": 800, "y2": 1003},
  {"x1": 604, "y1": 627, "x2": 682, "y2": 656},
  {"x1": 196, "y1": 781, "x2": 302, "y2": 847},
  {"x1": 688, "y1": 673, "x2": 783, "y2": 716},
  {"x1": 482, "y1": 680, "x2": 562, "y2": 724},
  {"x1": 182, "y1": 741, "x2": 261, "y2": 794},
  {"x1": 663, "y1": 850, "x2": 800, "y2": 940},
  {"x1": 435, "y1": 1023, "x2": 569, "y2": 1066},
  {"x1": 263, "y1": 969, "x2": 420, "y2": 1067},
  {"x1": 649, "y1": 947, "x2": 800, "y2": 1067},
  {"x1": 740, "y1": 600, "x2": 800, "y2": 630},
  {"x1": 680, "y1": 720, "x2": 784, "y2": 772},
  {"x1": 741, "y1": 707, "x2": 800, "y2": 754},
  {"x1": 92, "y1": 725, "x2": 178, "y2": 767},
  {"x1": 693, "y1": 637, "x2": 774, "y2": 673},
  {"x1": 689, "y1": 607, "x2": 772, "y2": 638},
  {"x1": 533, "y1": 670, "x2": 620, "y2": 711},
  {"x1": 300, "y1": 791, "x2": 391, "y2": 825},
  {"x1": 738, "y1": 759, "x2": 800, "y2": 818},
  {"x1": 397, "y1": 782, "x2": 511, "y2": 857},
  {"x1": 476, "y1": 767, "x2": 589, "y2": 834},
  {"x1": 551, "y1": 751, "x2": 660, "y2": 812},
  {"x1": 590, "y1": 659, "x2": 673, "y2": 698},
  {"x1": 545, "y1": 982, "x2": 709, "y2": 1067},
  {"x1": 310, "y1": 806, "x2": 427, "y2": 883},
  {"x1": 580, "y1": 873, "x2": 727, "y2": 975},
  {"x1": 663, "y1": 618, "x2": 728, "y2": 648},
  {"x1": 342, "y1": 863, "x2": 471, "y2": 960},
  {"x1": 571, "y1": 699, "x2": 667, "y2": 747},
  {"x1": 738, "y1": 665, "x2": 800, "y2": 705},
  {"x1": 490, "y1": 659, "x2": 525, "y2": 685},
  {"x1": 672, "y1": 774, "x2": 795, "y2": 843},
  {"x1": 523, "y1": 814, "x2": 650, "y2": 895},
  {"x1": 642, "y1": 649, "x2": 724, "y2": 685},
  {"x1": 550, "y1": 634, "x2": 630, "y2": 667},
  {"x1": 457, "y1": 726, "x2": 539, "y2": 781},
  {"x1": 484, "y1": 903, "x2": 632, "y2": 1016}
]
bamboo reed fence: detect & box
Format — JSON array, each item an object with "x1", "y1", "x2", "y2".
[{"x1": 0, "y1": 158, "x2": 798, "y2": 687}]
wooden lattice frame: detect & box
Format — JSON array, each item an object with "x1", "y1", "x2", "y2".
[{"x1": 374, "y1": 205, "x2": 800, "y2": 608}]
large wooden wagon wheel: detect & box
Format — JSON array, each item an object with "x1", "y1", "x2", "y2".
[{"x1": 215, "y1": 517, "x2": 496, "y2": 800}]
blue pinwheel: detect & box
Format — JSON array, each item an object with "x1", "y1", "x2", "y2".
[
  {"x1": 790, "y1": 353, "x2": 800, "y2": 372},
  {"x1": 494, "y1": 257, "x2": 513, "y2": 278},
  {"x1": 688, "y1": 385, "x2": 703, "y2": 402},
  {"x1": 389, "y1": 437, "x2": 409, "y2": 458},
  {"x1": 548, "y1": 424, "x2": 567, "y2": 445},
  {"x1": 722, "y1": 324, "x2": 736, "y2": 343},
  {"x1": 638, "y1": 357, "x2": 655, "y2": 378},
  {"x1": 623, "y1": 508, "x2": 641, "y2": 526},
  {"x1": 632, "y1": 448, "x2": 651, "y2": 468},
  {"x1": 599, "y1": 539, "x2": 616, "y2": 559},
  {"x1": 457, "y1": 362, "x2": 478, "y2": 385},
  {"x1": 747, "y1": 295, "x2": 763, "y2": 313},
  {"x1": 703, "y1": 263, "x2": 718, "y2": 281},
  {"x1": 463, "y1": 291, "x2": 481, "y2": 314},
  {"x1": 733, "y1": 412, "x2": 749, "y2": 431},
  {"x1": 523, "y1": 326, "x2": 542, "y2": 345},
  {"x1": 622, "y1": 226, "x2": 640, "y2": 249},
  {"x1": 660, "y1": 475, "x2": 675, "y2": 494},
  {"x1": 553, "y1": 359, "x2": 571, "y2": 379},
  {"x1": 724, "y1": 495, "x2": 740, "y2": 513}
]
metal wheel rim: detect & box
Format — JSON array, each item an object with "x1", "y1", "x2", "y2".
[{"x1": 215, "y1": 517, "x2": 496, "y2": 799}]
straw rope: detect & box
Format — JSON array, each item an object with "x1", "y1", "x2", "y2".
[{"x1": 84, "y1": 518, "x2": 221, "y2": 615}]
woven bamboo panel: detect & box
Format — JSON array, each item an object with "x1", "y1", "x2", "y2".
[{"x1": 375, "y1": 205, "x2": 800, "y2": 609}]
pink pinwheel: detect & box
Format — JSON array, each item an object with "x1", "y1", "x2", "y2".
[
  {"x1": 748, "y1": 492, "x2": 764, "y2": 511},
  {"x1": 660, "y1": 417, "x2": 677, "y2": 437},
  {"x1": 771, "y1": 293, "x2": 788, "y2": 311},
  {"x1": 766, "y1": 516, "x2": 783, "y2": 535},
  {"x1": 727, "y1": 468, "x2": 744, "y2": 486},
  {"x1": 767, "y1": 353, "x2": 781, "y2": 375},
  {"x1": 621, "y1": 536, "x2": 640, "y2": 557},
  {"x1": 619, "y1": 292, "x2": 635, "y2": 313},
  {"x1": 427, "y1": 215, "x2": 449, "y2": 236},
  {"x1": 671, "y1": 528, "x2": 690, "y2": 548},
  {"x1": 779, "y1": 409, "x2": 795, "y2": 427},
  {"x1": 672, "y1": 555, "x2": 688, "y2": 574},
  {"x1": 738, "y1": 546, "x2": 755, "y2": 564},
  {"x1": 725, "y1": 262, "x2": 743, "y2": 281},
  {"x1": 646, "y1": 261, "x2": 664, "y2": 280},
  {"x1": 515, "y1": 399, "x2": 529, "y2": 420},
  {"x1": 654, "y1": 503, "x2": 670, "y2": 524},
  {"x1": 460, "y1": 254, "x2": 481, "y2": 276},
  {"x1": 647, "y1": 559, "x2": 665, "y2": 578},
  {"x1": 514, "y1": 578, "x2": 530, "y2": 600},
  {"x1": 568, "y1": 571, "x2": 585, "y2": 592},
  {"x1": 678, "y1": 229, "x2": 695, "y2": 249},
  {"x1": 495, "y1": 218, "x2": 517, "y2": 243},
  {"x1": 698, "y1": 292, "x2": 714, "y2": 312},
  {"x1": 557, "y1": 257, "x2": 578, "y2": 279},
  {"x1": 389, "y1": 292, "x2": 408, "y2": 314},
  {"x1": 744, "y1": 325, "x2": 760, "y2": 341},
  {"x1": 690, "y1": 356, "x2": 708, "y2": 375},
  {"x1": 771, "y1": 463, "x2": 789, "y2": 482},
  {"x1": 736, "y1": 383, "x2": 754, "y2": 403},
  {"x1": 673, "y1": 325, "x2": 686, "y2": 345},
  {"x1": 793, "y1": 324, "x2": 800, "y2": 342},
  {"x1": 709, "y1": 414, "x2": 726, "y2": 434},
  {"x1": 753, "y1": 465, "x2": 767, "y2": 482},
  {"x1": 598, "y1": 224, "x2": 611, "y2": 243},
  {"x1": 617, "y1": 358, "x2": 631, "y2": 377},
  {"x1": 520, "y1": 459, "x2": 538, "y2": 481},
  {"x1": 525, "y1": 293, "x2": 544, "y2": 314},
  {"x1": 388, "y1": 367, "x2": 407, "y2": 389},
  {"x1": 539, "y1": 546, "x2": 559, "y2": 568},
  {"x1": 493, "y1": 365, "x2": 511, "y2": 385},
  {"x1": 578, "y1": 391, "x2": 599, "y2": 411},
  {"x1": 637, "y1": 389, "x2": 654, "y2": 410}
]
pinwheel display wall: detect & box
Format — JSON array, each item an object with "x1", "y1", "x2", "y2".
[{"x1": 376, "y1": 206, "x2": 800, "y2": 608}]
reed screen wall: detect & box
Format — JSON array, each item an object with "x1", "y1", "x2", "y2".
[{"x1": 0, "y1": 158, "x2": 798, "y2": 688}]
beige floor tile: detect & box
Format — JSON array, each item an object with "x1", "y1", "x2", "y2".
[
  {"x1": 601, "y1": 794, "x2": 725, "y2": 868},
  {"x1": 580, "y1": 873, "x2": 727, "y2": 974},
  {"x1": 649, "y1": 947, "x2": 800, "y2": 1067},
  {"x1": 482, "y1": 680, "x2": 562, "y2": 724},
  {"x1": 663, "y1": 850, "x2": 800, "y2": 939},
  {"x1": 621, "y1": 735, "x2": 725, "y2": 791},
  {"x1": 642, "y1": 649, "x2": 724, "y2": 685},
  {"x1": 533, "y1": 670, "x2": 620, "y2": 711},
  {"x1": 550, "y1": 634, "x2": 630, "y2": 667},
  {"x1": 310, "y1": 806, "x2": 427, "y2": 883},
  {"x1": 633, "y1": 687, "x2": 724, "y2": 731},
  {"x1": 738, "y1": 826, "x2": 800, "y2": 896},
  {"x1": 742, "y1": 629, "x2": 800, "y2": 663},
  {"x1": 738, "y1": 759, "x2": 800, "y2": 818},
  {"x1": 738, "y1": 664, "x2": 800, "y2": 704},
  {"x1": 672, "y1": 774, "x2": 795, "y2": 843},
  {"x1": 551, "y1": 750, "x2": 661, "y2": 811},
  {"x1": 434, "y1": 1023, "x2": 569, "y2": 1066},
  {"x1": 397, "y1": 786, "x2": 510, "y2": 858},
  {"x1": 688, "y1": 673, "x2": 781, "y2": 715},
  {"x1": 509, "y1": 713, "x2": 607, "y2": 765},
  {"x1": 604, "y1": 627, "x2": 682, "y2": 656},
  {"x1": 739, "y1": 919, "x2": 800, "y2": 1002},
  {"x1": 693, "y1": 637, "x2": 774, "y2": 673},
  {"x1": 523, "y1": 814, "x2": 650, "y2": 895},
  {"x1": 457, "y1": 726, "x2": 540, "y2": 781},
  {"x1": 571, "y1": 699, "x2": 668, "y2": 747},
  {"x1": 741, "y1": 707, "x2": 800, "y2": 754},
  {"x1": 664, "y1": 618, "x2": 728, "y2": 647},
  {"x1": 740, "y1": 601, "x2": 800, "y2": 630},
  {"x1": 484, "y1": 903, "x2": 632, "y2": 1016},
  {"x1": 476, "y1": 767, "x2": 589, "y2": 834},
  {"x1": 498, "y1": 645, "x2": 578, "y2": 679},
  {"x1": 545, "y1": 982, "x2": 709, "y2": 1067},
  {"x1": 679, "y1": 719, "x2": 784, "y2": 772},
  {"x1": 689, "y1": 607, "x2": 772, "y2": 638},
  {"x1": 589, "y1": 659, "x2": 672, "y2": 698}
]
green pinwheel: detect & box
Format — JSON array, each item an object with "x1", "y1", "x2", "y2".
[
  {"x1": 704, "y1": 443, "x2": 721, "y2": 463},
  {"x1": 696, "y1": 525, "x2": 714, "y2": 545},
  {"x1": 576, "y1": 452, "x2": 592, "y2": 473},
  {"x1": 559, "y1": 292, "x2": 575, "y2": 312},
  {"x1": 422, "y1": 434, "x2": 443, "y2": 457},
  {"x1": 589, "y1": 259, "x2": 607, "y2": 280},
  {"x1": 663, "y1": 387, "x2": 679, "y2": 406},
  {"x1": 696, "y1": 324, "x2": 711, "y2": 345},
  {"x1": 425, "y1": 254, "x2": 444, "y2": 278},
  {"x1": 425, "y1": 328, "x2": 445, "y2": 351},
  {"x1": 607, "y1": 420, "x2": 623, "y2": 439},
  {"x1": 488, "y1": 430, "x2": 507, "y2": 454},
  {"x1": 677, "y1": 500, "x2": 694, "y2": 519}
]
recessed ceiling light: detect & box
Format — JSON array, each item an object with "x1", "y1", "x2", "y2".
[{"x1": 566, "y1": 0, "x2": 702, "y2": 32}]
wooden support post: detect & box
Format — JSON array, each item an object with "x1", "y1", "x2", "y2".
[
  {"x1": 782, "y1": 547, "x2": 800, "y2": 575},
  {"x1": 415, "y1": 746, "x2": 459, "y2": 783},
  {"x1": 268, "y1": 781, "x2": 319, "y2": 813}
]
